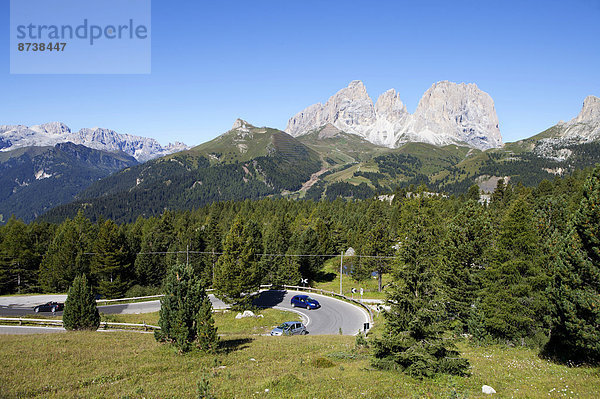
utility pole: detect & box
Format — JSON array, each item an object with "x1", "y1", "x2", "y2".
[
  {"x1": 186, "y1": 245, "x2": 189, "y2": 267},
  {"x1": 340, "y1": 250, "x2": 343, "y2": 295}
]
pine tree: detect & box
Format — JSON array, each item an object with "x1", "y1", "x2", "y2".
[
  {"x1": 63, "y1": 274, "x2": 100, "y2": 331},
  {"x1": 196, "y1": 296, "x2": 219, "y2": 352},
  {"x1": 155, "y1": 263, "x2": 217, "y2": 352},
  {"x1": 372, "y1": 194, "x2": 469, "y2": 378},
  {"x1": 545, "y1": 167, "x2": 600, "y2": 363}
]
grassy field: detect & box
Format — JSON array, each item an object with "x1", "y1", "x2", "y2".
[
  {"x1": 1, "y1": 331, "x2": 599, "y2": 398},
  {"x1": 313, "y1": 257, "x2": 390, "y2": 300},
  {"x1": 9, "y1": 309, "x2": 300, "y2": 336}
]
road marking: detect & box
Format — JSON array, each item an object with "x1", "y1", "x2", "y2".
[{"x1": 273, "y1": 306, "x2": 311, "y2": 327}]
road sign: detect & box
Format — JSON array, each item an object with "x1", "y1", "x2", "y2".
[
  {"x1": 360, "y1": 288, "x2": 364, "y2": 296},
  {"x1": 351, "y1": 288, "x2": 357, "y2": 294}
]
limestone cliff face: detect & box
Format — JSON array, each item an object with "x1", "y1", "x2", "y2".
[
  {"x1": 285, "y1": 80, "x2": 503, "y2": 150},
  {"x1": 559, "y1": 95, "x2": 600, "y2": 141}
]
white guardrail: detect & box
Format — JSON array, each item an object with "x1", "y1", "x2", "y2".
[
  {"x1": 0, "y1": 285, "x2": 373, "y2": 330},
  {"x1": 0, "y1": 317, "x2": 160, "y2": 331}
]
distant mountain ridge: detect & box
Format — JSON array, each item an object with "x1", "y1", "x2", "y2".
[
  {"x1": 286, "y1": 80, "x2": 502, "y2": 150},
  {"x1": 0, "y1": 122, "x2": 189, "y2": 162},
  {"x1": 0, "y1": 142, "x2": 137, "y2": 223}
]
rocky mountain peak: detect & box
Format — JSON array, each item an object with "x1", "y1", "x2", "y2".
[
  {"x1": 574, "y1": 95, "x2": 600, "y2": 124},
  {"x1": 286, "y1": 80, "x2": 502, "y2": 150},
  {"x1": 317, "y1": 123, "x2": 343, "y2": 139},
  {"x1": 555, "y1": 94, "x2": 600, "y2": 142},
  {"x1": 32, "y1": 122, "x2": 71, "y2": 135},
  {"x1": 374, "y1": 89, "x2": 408, "y2": 122},
  {"x1": 232, "y1": 118, "x2": 254, "y2": 130}
]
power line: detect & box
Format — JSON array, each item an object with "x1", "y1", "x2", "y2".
[{"x1": 83, "y1": 250, "x2": 399, "y2": 259}]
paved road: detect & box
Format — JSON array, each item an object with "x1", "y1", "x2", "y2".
[
  {"x1": 0, "y1": 325, "x2": 66, "y2": 334},
  {"x1": 253, "y1": 290, "x2": 369, "y2": 335},
  {"x1": 0, "y1": 291, "x2": 369, "y2": 336}
]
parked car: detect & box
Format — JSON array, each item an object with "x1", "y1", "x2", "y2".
[
  {"x1": 33, "y1": 302, "x2": 64, "y2": 313},
  {"x1": 270, "y1": 321, "x2": 308, "y2": 336},
  {"x1": 290, "y1": 294, "x2": 320, "y2": 310}
]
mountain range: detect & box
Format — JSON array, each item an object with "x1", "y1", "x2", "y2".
[
  {"x1": 1, "y1": 80, "x2": 599, "y2": 224},
  {"x1": 0, "y1": 122, "x2": 188, "y2": 162}
]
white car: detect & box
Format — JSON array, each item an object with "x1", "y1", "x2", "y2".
[{"x1": 270, "y1": 321, "x2": 308, "y2": 336}]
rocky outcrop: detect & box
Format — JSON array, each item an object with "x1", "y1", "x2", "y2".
[
  {"x1": 558, "y1": 95, "x2": 600, "y2": 141},
  {"x1": 285, "y1": 80, "x2": 503, "y2": 150},
  {"x1": 0, "y1": 123, "x2": 188, "y2": 161}
]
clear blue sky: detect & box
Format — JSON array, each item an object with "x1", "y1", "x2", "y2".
[{"x1": 1, "y1": 0, "x2": 599, "y2": 146}]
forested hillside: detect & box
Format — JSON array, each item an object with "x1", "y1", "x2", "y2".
[
  {"x1": 0, "y1": 143, "x2": 137, "y2": 223},
  {"x1": 3, "y1": 166, "x2": 600, "y2": 363}
]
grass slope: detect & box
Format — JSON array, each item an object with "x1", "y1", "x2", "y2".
[{"x1": 1, "y1": 332, "x2": 598, "y2": 398}]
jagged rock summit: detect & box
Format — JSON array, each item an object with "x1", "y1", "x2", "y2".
[
  {"x1": 285, "y1": 80, "x2": 503, "y2": 150},
  {"x1": 558, "y1": 95, "x2": 600, "y2": 141},
  {"x1": 0, "y1": 122, "x2": 188, "y2": 161}
]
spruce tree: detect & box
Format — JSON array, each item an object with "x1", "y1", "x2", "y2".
[
  {"x1": 91, "y1": 220, "x2": 131, "y2": 299},
  {"x1": 372, "y1": 194, "x2": 469, "y2": 378},
  {"x1": 480, "y1": 198, "x2": 548, "y2": 342},
  {"x1": 214, "y1": 217, "x2": 262, "y2": 303},
  {"x1": 63, "y1": 274, "x2": 100, "y2": 331},
  {"x1": 156, "y1": 263, "x2": 218, "y2": 352},
  {"x1": 442, "y1": 200, "x2": 492, "y2": 333},
  {"x1": 545, "y1": 167, "x2": 600, "y2": 363}
]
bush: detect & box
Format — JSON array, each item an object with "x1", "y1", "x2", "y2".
[
  {"x1": 124, "y1": 284, "x2": 162, "y2": 298},
  {"x1": 63, "y1": 274, "x2": 100, "y2": 331}
]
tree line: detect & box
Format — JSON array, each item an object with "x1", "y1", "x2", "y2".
[{"x1": 0, "y1": 166, "x2": 599, "y2": 364}]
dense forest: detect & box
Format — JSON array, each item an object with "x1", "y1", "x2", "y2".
[{"x1": 1, "y1": 166, "x2": 599, "y2": 363}]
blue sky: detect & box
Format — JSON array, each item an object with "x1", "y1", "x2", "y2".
[{"x1": 1, "y1": 0, "x2": 599, "y2": 146}]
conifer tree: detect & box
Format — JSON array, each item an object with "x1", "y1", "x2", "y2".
[
  {"x1": 91, "y1": 220, "x2": 131, "y2": 298},
  {"x1": 480, "y1": 197, "x2": 548, "y2": 342},
  {"x1": 545, "y1": 167, "x2": 600, "y2": 363},
  {"x1": 39, "y1": 211, "x2": 93, "y2": 292},
  {"x1": 214, "y1": 217, "x2": 262, "y2": 303},
  {"x1": 372, "y1": 194, "x2": 469, "y2": 378},
  {"x1": 63, "y1": 274, "x2": 100, "y2": 331},
  {"x1": 196, "y1": 296, "x2": 219, "y2": 352},
  {"x1": 356, "y1": 221, "x2": 394, "y2": 291},
  {"x1": 442, "y1": 200, "x2": 492, "y2": 332},
  {"x1": 156, "y1": 263, "x2": 218, "y2": 352}
]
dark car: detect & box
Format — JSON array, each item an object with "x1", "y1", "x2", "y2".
[
  {"x1": 290, "y1": 294, "x2": 320, "y2": 310},
  {"x1": 33, "y1": 302, "x2": 64, "y2": 313},
  {"x1": 270, "y1": 321, "x2": 308, "y2": 336}
]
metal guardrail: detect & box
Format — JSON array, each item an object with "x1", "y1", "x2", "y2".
[{"x1": 0, "y1": 317, "x2": 160, "y2": 331}]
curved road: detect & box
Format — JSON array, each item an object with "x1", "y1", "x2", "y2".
[{"x1": 0, "y1": 290, "x2": 370, "y2": 336}]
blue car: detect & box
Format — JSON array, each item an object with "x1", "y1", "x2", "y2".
[{"x1": 290, "y1": 294, "x2": 320, "y2": 310}]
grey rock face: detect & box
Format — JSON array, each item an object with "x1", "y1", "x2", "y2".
[
  {"x1": 0, "y1": 123, "x2": 189, "y2": 161},
  {"x1": 560, "y1": 95, "x2": 600, "y2": 141},
  {"x1": 285, "y1": 80, "x2": 503, "y2": 150}
]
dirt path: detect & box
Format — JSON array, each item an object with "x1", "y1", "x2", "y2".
[{"x1": 300, "y1": 167, "x2": 329, "y2": 192}]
